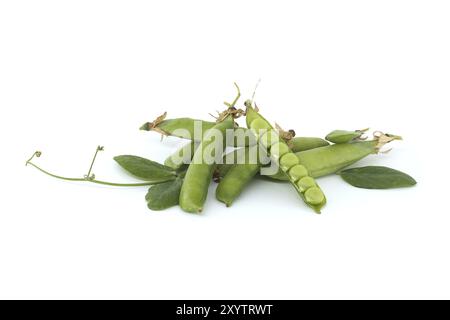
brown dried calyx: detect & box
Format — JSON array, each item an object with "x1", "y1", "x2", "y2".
[
  {"x1": 212, "y1": 82, "x2": 245, "y2": 122},
  {"x1": 139, "y1": 112, "x2": 169, "y2": 136},
  {"x1": 275, "y1": 123, "x2": 296, "y2": 140},
  {"x1": 275, "y1": 123, "x2": 296, "y2": 148},
  {"x1": 213, "y1": 106, "x2": 246, "y2": 122},
  {"x1": 373, "y1": 131, "x2": 403, "y2": 153}
]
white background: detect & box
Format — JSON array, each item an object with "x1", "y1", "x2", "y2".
[{"x1": 1, "y1": 1, "x2": 449, "y2": 299}]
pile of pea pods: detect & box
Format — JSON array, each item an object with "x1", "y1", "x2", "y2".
[
  {"x1": 27, "y1": 85, "x2": 416, "y2": 214},
  {"x1": 136, "y1": 88, "x2": 415, "y2": 214}
]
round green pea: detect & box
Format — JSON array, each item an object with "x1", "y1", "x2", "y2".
[
  {"x1": 279, "y1": 153, "x2": 300, "y2": 171},
  {"x1": 297, "y1": 176, "x2": 316, "y2": 192},
  {"x1": 288, "y1": 165, "x2": 308, "y2": 181},
  {"x1": 250, "y1": 118, "x2": 270, "y2": 138},
  {"x1": 270, "y1": 142, "x2": 289, "y2": 160},
  {"x1": 304, "y1": 187, "x2": 325, "y2": 205}
]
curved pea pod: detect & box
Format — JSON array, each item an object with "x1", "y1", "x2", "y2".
[
  {"x1": 325, "y1": 128, "x2": 368, "y2": 144},
  {"x1": 245, "y1": 101, "x2": 326, "y2": 213},
  {"x1": 216, "y1": 146, "x2": 262, "y2": 207},
  {"x1": 140, "y1": 115, "x2": 252, "y2": 147},
  {"x1": 179, "y1": 114, "x2": 235, "y2": 213}
]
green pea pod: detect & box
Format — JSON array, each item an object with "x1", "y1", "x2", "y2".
[
  {"x1": 245, "y1": 101, "x2": 326, "y2": 213},
  {"x1": 325, "y1": 129, "x2": 368, "y2": 144},
  {"x1": 269, "y1": 133, "x2": 400, "y2": 180},
  {"x1": 179, "y1": 114, "x2": 235, "y2": 213},
  {"x1": 141, "y1": 116, "x2": 252, "y2": 147},
  {"x1": 290, "y1": 137, "x2": 329, "y2": 152},
  {"x1": 215, "y1": 133, "x2": 400, "y2": 206},
  {"x1": 216, "y1": 146, "x2": 262, "y2": 207},
  {"x1": 140, "y1": 116, "x2": 215, "y2": 140}
]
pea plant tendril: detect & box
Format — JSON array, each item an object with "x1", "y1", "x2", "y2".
[{"x1": 26, "y1": 147, "x2": 158, "y2": 187}]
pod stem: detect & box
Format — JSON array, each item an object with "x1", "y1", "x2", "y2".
[
  {"x1": 26, "y1": 149, "x2": 157, "y2": 187},
  {"x1": 275, "y1": 123, "x2": 296, "y2": 147}
]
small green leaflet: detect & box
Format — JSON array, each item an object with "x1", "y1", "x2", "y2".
[
  {"x1": 145, "y1": 177, "x2": 183, "y2": 210},
  {"x1": 114, "y1": 155, "x2": 176, "y2": 183},
  {"x1": 340, "y1": 166, "x2": 417, "y2": 189}
]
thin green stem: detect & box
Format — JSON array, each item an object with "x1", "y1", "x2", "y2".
[
  {"x1": 26, "y1": 151, "x2": 42, "y2": 165},
  {"x1": 27, "y1": 161, "x2": 85, "y2": 181},
  {"x1": 86, "y1": 146, "x2": 104, "y2": 179},
  {"x1": 26, "y1": 151, "x2": 166, "y2": 187},
  {"x1": 27, "y1": 161, "x2": 162, "y2": 187}
]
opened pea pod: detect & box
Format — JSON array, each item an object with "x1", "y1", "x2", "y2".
[{"x1": 244, "y1": 100, "x2": 327, "y2": 213}]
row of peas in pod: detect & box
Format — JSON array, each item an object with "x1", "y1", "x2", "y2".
[
  {"x1": 27, "y1": 84, "x2": 416, "y2": 214},
  {"x1": 245, "y1": 100, "x2": 326, "y2": 213}
]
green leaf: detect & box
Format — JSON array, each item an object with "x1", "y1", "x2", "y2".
[
  {"x1": 340, "y1": 166, "x2": 417, "y2": 189},
  {"x1": 114, "y1": 155, "x2": 176, "y2": 183},
  {"x1": 146, "y1": 177, "x2": 183, "y2": 210}
]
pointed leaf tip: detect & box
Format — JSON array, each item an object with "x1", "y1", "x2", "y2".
[{"x1": 341, "y1": 166, "x2": 417, "y2": 189}]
